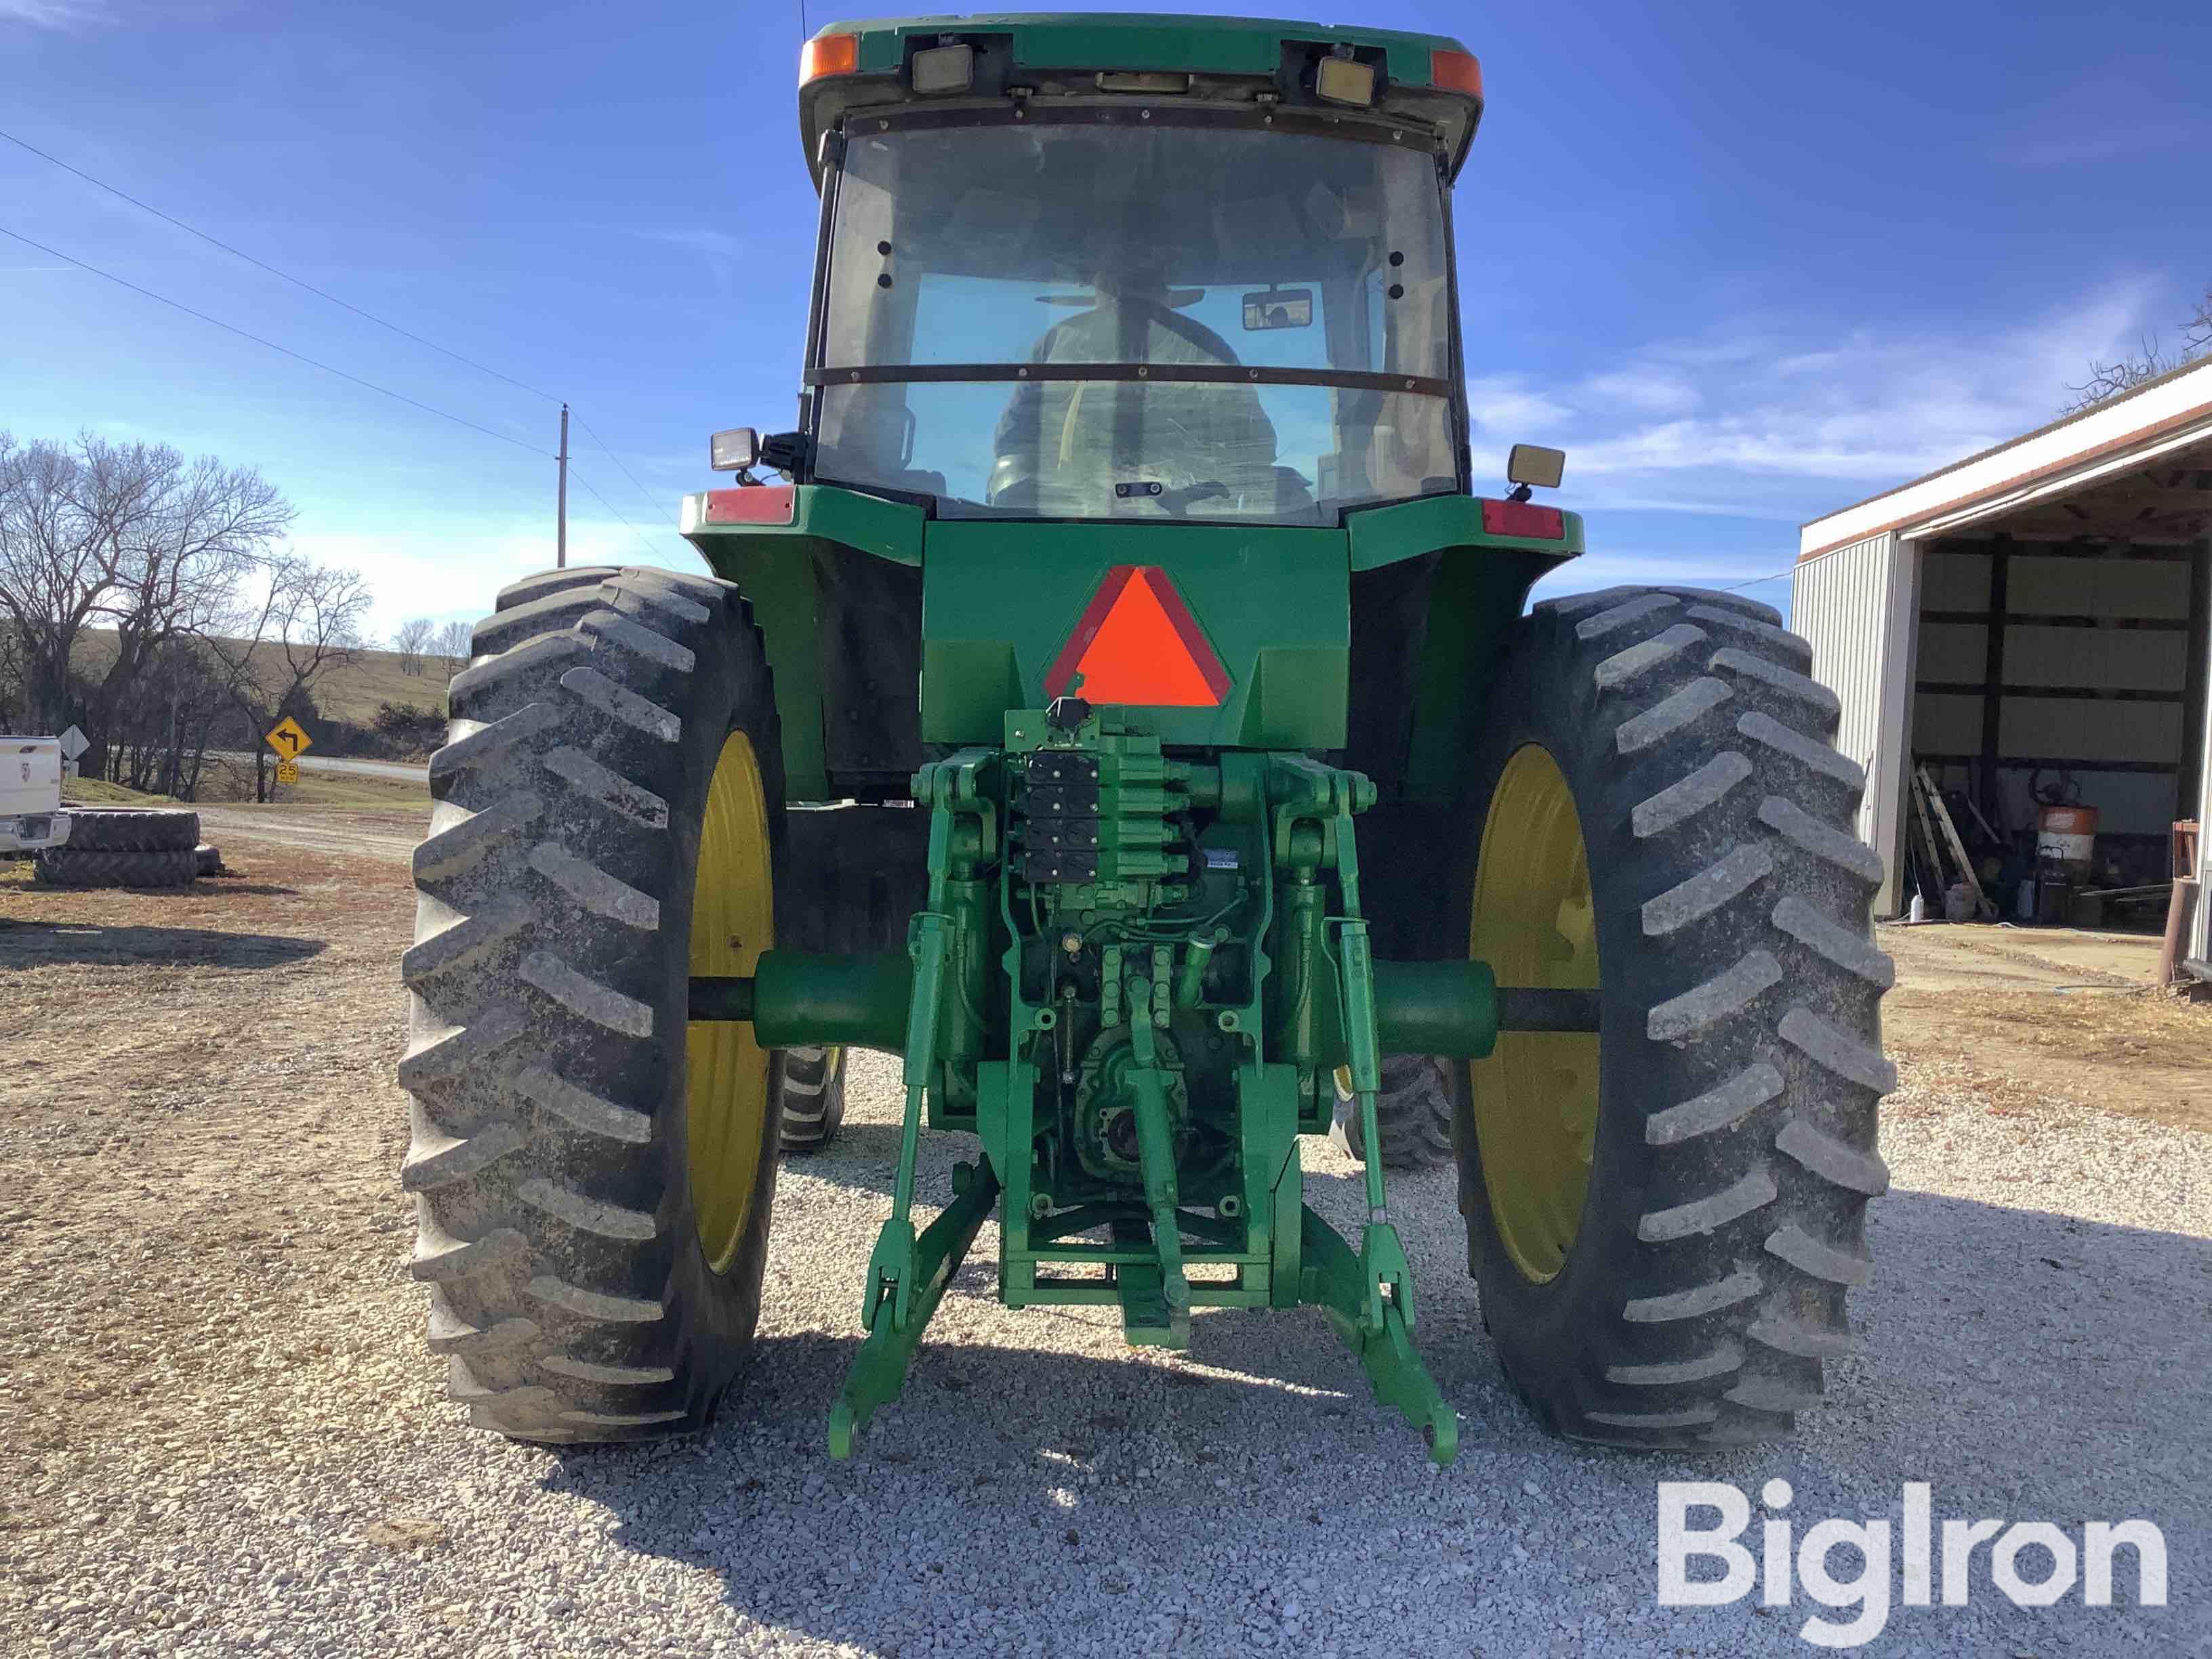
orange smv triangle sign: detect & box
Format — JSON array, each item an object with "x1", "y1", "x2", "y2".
[{"x1": 1044, "y1": 566, "x2": 1230, "y2": 708}]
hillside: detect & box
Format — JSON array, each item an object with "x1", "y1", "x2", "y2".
[{"x1": 71, "y1": 630, "x2": 450, "y2": 725}]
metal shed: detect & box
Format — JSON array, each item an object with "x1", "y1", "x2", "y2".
[{"x1": 1793, "y1": 356, "x2": 2212, "y2": 937}]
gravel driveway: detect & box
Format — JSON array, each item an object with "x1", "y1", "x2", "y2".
[{"x1": 3, "y1": 846, "x2": 2207, "y2": 1658}]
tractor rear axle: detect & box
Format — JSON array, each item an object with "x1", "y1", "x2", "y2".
[{"x1": 680, "y1": 709, "x2": 1591, "y2": 1465}]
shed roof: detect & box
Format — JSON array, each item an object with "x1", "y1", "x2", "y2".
[{"x1": 1799, "y1": 353, "x2": 2212, "y2": 560}]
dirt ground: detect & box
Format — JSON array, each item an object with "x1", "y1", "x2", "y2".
[
  {"x1": 0, "y1": 823, "x2": 415, "y2": 1466},
  {"x1": 192, "y1": 803, "x2": 427, "y2": 863},
  {"x1": 1884, "y1": 922, "x2": 2212, "y2": 1135}
]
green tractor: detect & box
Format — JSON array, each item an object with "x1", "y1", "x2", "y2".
[{"x1": 399, "y1": 14, "x2": 1891, "y2": 1463}]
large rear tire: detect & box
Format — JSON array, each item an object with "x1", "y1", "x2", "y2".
[
  {"x1": 400, "y1": 565, "x2": 792, "y2": 1442},
  {"x1": 1452, "y1": 586, "x2": 1893, "y2": 1447}
]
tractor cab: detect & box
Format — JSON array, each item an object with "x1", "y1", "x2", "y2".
[{"x1": 776, "y1": 18, "x2": 1485, "y2": 527}]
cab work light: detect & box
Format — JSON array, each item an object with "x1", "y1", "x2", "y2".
[
  {"x1": 910, "y1": 43, "x2": 973, "y2": 94},
  {"x1": 800, "y1": 33, "x2": 859, "y2": 85},
  {"x1": 1314, "y1": 56, "x2": 1376, "y2": 107}
]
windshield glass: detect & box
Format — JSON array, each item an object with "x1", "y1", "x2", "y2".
[{"x1": 813, "y1": 120, "x2": 1458, "y2": 523}]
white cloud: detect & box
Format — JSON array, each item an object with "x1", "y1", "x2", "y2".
[
  {"x1": 1583, "y1": 369, "x2": 1699, "y2": 415},
  {"x1": 0, "y1": 0, "x2": 113, "y2": 27},
  {"x1": 1464, "y1": 374, "x2": 1572, "y2": 438},
  {"x1": 1481, "y1": 280, "x2": 2163, "y2": 518},
  {"x1": 631, "y1": 228, "x2": 752, "y2": 301},
  {"x1": 289, "y1": 516, "x2": 705, "y2": 645},
  {"x1": 1531, "y1": 550, "x2": 1793, "y2": 609}
]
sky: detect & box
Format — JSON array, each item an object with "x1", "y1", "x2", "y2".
[{"x1": 3, "y1": 0, "x2": 2209, "y2": 642}]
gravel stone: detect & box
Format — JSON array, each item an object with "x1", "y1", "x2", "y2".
[{"x1": 3, "y1": 850, "x2": 2207, "y2": 1656}]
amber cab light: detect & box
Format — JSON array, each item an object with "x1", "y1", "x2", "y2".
[
  {"x1": 800, "y1": 33, "x2": 859, "y2": 85},
  {"x1": 1430, "y1": 48, "x2": 1483, "y2": 99}
]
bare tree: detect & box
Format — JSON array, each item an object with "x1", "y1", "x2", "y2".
[
  {"x1": 201, "y1": 556, "x2": 372, "y2": 802},
  {"x1": 2064, "y1": 284, "x2": 2212, "y2": 413},
  {"x1": 105, "y1": 637, "x2": 230, "y2": 798},
  {"x1": 2184, "y1": 289, "x2": 2212, "y2": 356},
  {"x1": 430, "y1": 619, "x2": 473, "y2": 674},
  {"x1": 394, "y1": 615, "x2": 434, "y2": 675},
  {"x1": 0, "y1": 432, "x2": 293, "y2": 768},
  {"x1": 0, "y1": 617, "x2": 24, "y2": 732}
]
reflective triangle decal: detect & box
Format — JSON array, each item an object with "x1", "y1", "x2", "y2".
[{"x1": 1044, "y1": 566, "x2": 1231, "y2": 707}]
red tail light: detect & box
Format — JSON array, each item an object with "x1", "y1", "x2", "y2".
[
  {"x1": 703, "y1": 487, "x2": 796, "y2": 526},
  {"x1": 1481, "y1": 498, "x2": 1563, "y2": 539}
]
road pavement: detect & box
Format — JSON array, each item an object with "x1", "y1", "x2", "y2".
[{"x1": 208, "y1": 750, "x2": 428, "y2": 783}]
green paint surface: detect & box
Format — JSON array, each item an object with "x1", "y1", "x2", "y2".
[
  {"x1": 683, "y1": 483, "x2": 1589, "y2": 790},
  {"x1": 1346, "y1": 492, "x2": 1584, "y2": 571},
  {"x1": 831, "y1": 14, "x2": 1469, "y2": 82},
  {"x1": 920, "y1": 519, "x2": 1349, "y2": 750},
  {"x1": 684, "y1": 486, "x2": 928, "y2": 798}
]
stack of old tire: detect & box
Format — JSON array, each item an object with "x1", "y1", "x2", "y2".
[{"x1": 35, "y1": 809, "x2": 207, "y2": 888}]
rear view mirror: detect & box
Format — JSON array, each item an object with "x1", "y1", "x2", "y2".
[
  {"x1": 710, "y1": 428, "x2": 760, "y2": 472},
  {"x1": 1507, "y1": 443, "x2": 1565, "y2": 490},
  {"x1": 1242, "y1": 289, "x2": 1313, "y2": 331}
]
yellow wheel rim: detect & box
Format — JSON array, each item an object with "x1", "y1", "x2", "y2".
[
  {"x1": 687, "y1": 730, "x2": 775, "y2": 1274},
  {"x1": 1469, "y1": 743, "x2": 1601, "y2": 1284}
]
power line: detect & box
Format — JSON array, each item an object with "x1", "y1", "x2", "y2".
[
  {"x1": 5, "y1": 224, "x2": 671, "y2": 565},
  {"x1": 3, "y1": 125, "x2": 682, "y2": 538},
  {"x1": 0, "y1": 125, "x2": 562, "y2": 406},
  {"x1": 0, "y1": 222, "x2": 548, "y2": 457},
  {"x1": 567, "y1": 467, "x2": 663, "y2": 562},
  {"x1": 569, "y1": 408, "x2": 674, "y2": 529},
  {"x1": 1721, "y1": 569, "x2": 1791, "y2": 592}
]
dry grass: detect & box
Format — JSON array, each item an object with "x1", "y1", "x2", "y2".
[
  {"x1": 66, "y1": 762, "x2": 428, "y2": 810},
  {"x1": 1904, "y1": 984, "x2": 2212, "y2": 1066},
  {"x1": 262, "y1": 771, "x2": 428, "y2": 808},
  {"x1": 74, "y1": 631, "x2": 448, "y2": 724},
  {"x1": 56, "y1": 778, "x2": 173, "y2": 807},
  {"x1": 1887, "y1": 983, "x2": 2212, "y2": 1135}
]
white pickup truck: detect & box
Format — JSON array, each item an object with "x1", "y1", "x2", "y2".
[{"x1": 2, "y1": 736, "x2": 74, "y2": 853}]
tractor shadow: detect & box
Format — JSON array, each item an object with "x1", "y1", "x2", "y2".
[
  {"x1": 539, "y1": 1328, "x2": 1445, "y2": 1650},
  {"x1": 0, "y1": 920, "x2": 325, "y2": 969},
  {"x1": 777, "y1": 1118, "x2": 907, "y2": 1179},
  {"x1": 537, "y1": 1186, "x2": 2212, "y2": 1656}
]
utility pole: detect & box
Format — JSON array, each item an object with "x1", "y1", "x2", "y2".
[{"x1": 556, "y1": 402, "x2": 570, "y2": 569}]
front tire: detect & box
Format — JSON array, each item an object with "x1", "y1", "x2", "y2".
[
  {"x1": 1454, "y1": 586, "x2": 1893, "y2": 1447},
  {"x1": 399, "y1": 565, "x2": 790, "y2": 1442},
  {"x1": 776, "y1": 1045, "x2": 848, "y2": 1153},
  {"x1": 1330, "y1": 1054, "x2": 1454, "y2": 1170}
]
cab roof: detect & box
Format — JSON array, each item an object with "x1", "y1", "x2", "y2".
[{"x1": 798, "y1": 13, "x2": 1485, "y2": 184}]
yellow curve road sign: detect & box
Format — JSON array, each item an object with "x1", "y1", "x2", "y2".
[
  {"x1": 275, "y1": 758, "x2": 300, "y2": 785},
  {"x1": 265, "y1": 716, "x2": 313, "y2": 758}
]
